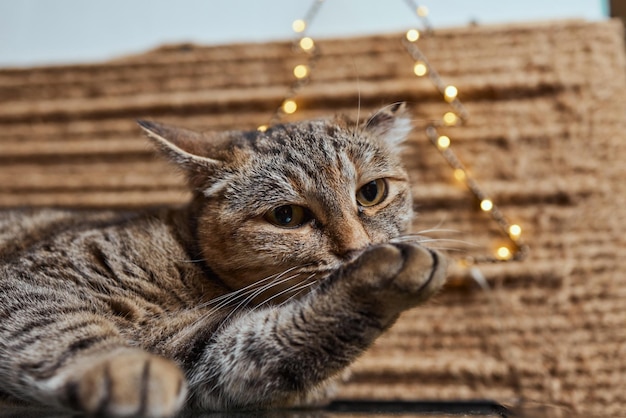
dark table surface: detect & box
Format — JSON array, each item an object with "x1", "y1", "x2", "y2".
[{"x1": 0, "y1": 400, "x2": 513, "y2": 418}]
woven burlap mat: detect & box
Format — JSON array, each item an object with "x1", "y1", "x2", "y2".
[{"x1": 1, "y1": 19, "x2": 624, "y2": 417}]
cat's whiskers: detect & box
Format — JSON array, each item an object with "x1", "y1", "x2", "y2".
[
  {"x1": 275, "y1": 276, "x2": 320, "y2": 309},
  {"x1": 225, "y1": 268, "x2": 320, "y2": 317},
  {"x1": 414, "y1": 215, "x2": 451, "y2": 234},
  {"x1": 391, "y1": 232, "x2": 477, "y2": 255},
  {"x1": 392, "y1": 236, "x2": 475, "y2": 246},
  {"x1": 412, "y1": 228, "x2": 460, "y2": 235},
  {"x1": 220, "y1": 272, "x2": 305, "y2": 325},
  {"x1": 206, "y1": 264, "x2": 320, "y2": 327},
  {"x1": 192, "y1": 264, "x2": 310, "y2": 314},
  {"x1": 174, "y1": 266, "x2": 314, "y2": 343},
  {"x1": 199, "y1": 265, "x2": 305, "y2": 309},
  {"x1": 258, "y1": 273, "x2": 318, "y2": 309}
]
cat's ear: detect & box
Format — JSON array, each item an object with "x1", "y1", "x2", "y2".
[
  {"x1": 137, "y1": 120, "x2": 223, "y2": 169},
  {"x1": 363, "y1": 102, "x2": 412, "y2": 146},
  {"x1": 137, "y1": 120, "x2": 223, "y2": 187}
]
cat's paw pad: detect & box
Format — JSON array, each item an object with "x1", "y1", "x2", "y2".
[
  {"x1": 348, "y1": 243, "x2": 406, "y2": 287},
  {"x1": 64, "y1": 349, "x2": 186, "y2": 418},
  {"x1": 390, "y1": 242, "x2": 447, "y2": 302},
  {"x1": 348, "y1": 242, "x2": 447, "y2": 313}
]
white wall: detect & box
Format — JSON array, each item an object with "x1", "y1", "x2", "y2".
[{"x1": 0, "y1": 0, "x2": 607, "y2": 67}]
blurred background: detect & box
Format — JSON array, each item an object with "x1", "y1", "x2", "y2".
[{"x1": 0, "y1": 0, "x2": 609, "y2": 68}]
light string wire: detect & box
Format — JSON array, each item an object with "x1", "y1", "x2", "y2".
[
  {"x1": 402, "y1": 1, "x2": 528, "y2": 263},
  {"x1": 266, "y1": 0, "x2": 528, "y2": 264},
  {"x1": 259, "y1": 0, "x2": 325, "y2": 131}
]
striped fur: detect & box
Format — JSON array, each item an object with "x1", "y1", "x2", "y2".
[{"x1": 0, "y1": 104, "x2": 447, "y2": 417}]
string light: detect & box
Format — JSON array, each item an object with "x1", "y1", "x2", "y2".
[
  {"x1": 413, "y1": 61, "x2": 428, "y2": 76},
  {"x1": 292, "y1": 19, "x2": 306, "y2": 33},
  {"x1": 406, "y1": 29, "x2": 420, "y2": 42},
  {"x1": 267, "y1": 0, "x2": 324, "y2": 125},
  {"x1": 402, "y1": 0, "x2": 528, "y2": 263},
  {"x1": 282, "y1": 99, "x2": 298, "y2": 114},
  {"x1": 299, "y1": 37, "x2": 315, "y2": 51},
  {"x1": 437, "y1": 135, "x2": 450, "y2": 150},
  {"x1": 496, "y1": 246, "x2": 512, "y2": 260},
  {"x1": 509, "y1": 224, "x2": 522, "y2": 239},
  {"x1": 443, "y1": 112, "x2": 459, "y2": 126},
  {"x1": 257, "y1": 125, "x2": 268, "y2": 132},
  {"x1": 416, "y1": 5, "x2": 429, "y2": 17},
  {"x1": 444, "y1": 85, "x2": 458, "y2": 102},
  {"x1": 293, "y1": 64, "x2": 309, "y2": 79},
  {"x1": 480, "y1": 199, "x2": 494, "y2": 212}
]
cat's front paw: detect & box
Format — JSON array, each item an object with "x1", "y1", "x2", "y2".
[
  {"x1": 63, "y1": 349, "x2": 186, "y2": 418},
  {"x1": 345, "y1": 242, "x2": 447, "y2": 317}
]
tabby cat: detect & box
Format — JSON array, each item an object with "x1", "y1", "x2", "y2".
[{"x1": 0, "y1": 103, "x2": 447, "y2": 417}]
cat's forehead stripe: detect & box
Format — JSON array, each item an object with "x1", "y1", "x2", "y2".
[{"x1": 254, "y1": 123, "x2": 344, "y2": 166}]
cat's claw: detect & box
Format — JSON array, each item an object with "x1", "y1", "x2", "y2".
[{"x1": 63, "y1": 349, "x2": 187, "y2": 418}]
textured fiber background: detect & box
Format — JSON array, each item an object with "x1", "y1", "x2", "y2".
[{"x1": 1, "y1": 19, "x2": 624, "y2": 417}]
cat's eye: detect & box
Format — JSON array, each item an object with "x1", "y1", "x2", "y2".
[
  {"x1": 264, "y1": 205, "x2": 310, "y2": 228},
  {"x1": 356, "y1": 179, "x2": 387, "y2": 207}
]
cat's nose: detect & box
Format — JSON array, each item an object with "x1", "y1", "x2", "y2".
[{"x1": 330, "y1": 219, "x2": 371, "y2": 260}]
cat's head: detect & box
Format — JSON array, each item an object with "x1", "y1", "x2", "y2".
[{"x1": 139, "y1": 103, "x2": 414, "y2": 299}]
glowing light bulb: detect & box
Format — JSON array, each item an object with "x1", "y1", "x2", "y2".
[
  {"x1": 416, "y1": 6, "x2": 429, "y2": 17},
  {"x1": 444, "y1": 85, "x2": 458, "y2": 102},
  {"x1": 413, "y1": 61, "x2": 428, "y2": 77},
  {"x1": 443, "y1": 112, "x2": 458, "y2": 126},
  {"x1": 496, "y1": 246, "x2": 512, "y2": 260},
  {"x1": 292, "y1": 19, "x2": 306, "y2": 33},
  {"x1": 437, "y1": 135, "x2": 450, "y2": 150},
  {"x1": 257, "y1": 125, "x2": 268, "y2": 132},
  {"x1": 480, "y1": 199, "x2": 493, "y2": 212},
  {"x1": 454, "y1": 168, "x2": 466, "y2": 182},
  {"x1": 509, "y1": 224, "x2": 522, "y2": 238},
  {"x1": 406, "y1": 29, "x2": 420, "y2": 42},
  {"x1": 299, "y1": 37, "x2": 314, "y2": 51},
  {"x1": 282, "y1": 99, "x2": 297, "y2": 114},
  {"x1": 293, "y1": 64, "x2": 309, "y2": 79}
]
